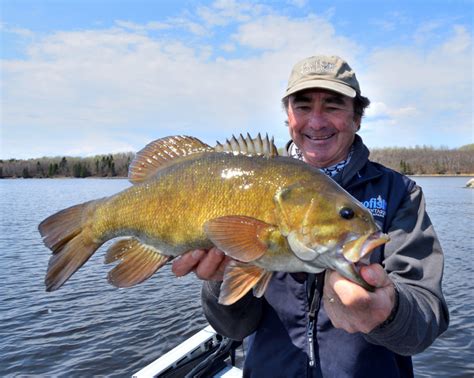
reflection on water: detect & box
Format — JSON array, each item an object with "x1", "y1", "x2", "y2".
[{"x1": 0, "y1": 177, "x2": 472, "y2": 377}]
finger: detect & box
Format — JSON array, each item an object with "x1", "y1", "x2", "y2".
[
  {"x1": 327, "y1": 270, "x2": 370, "y2": 306},
  {"x1": 360, "y1": 264, "x2": 389, "y2": 288},
  {"x1": 171, "y1": 249, "x2": 206, "y2": 277},
  {"x1": 323, "y1": 270, "x2": 334, "y2": 293},
  {"x1": 195, "y1": 247, "x2": 226, "y2": 280},
  {"x1": 323, "y1": 270, "x2": 340, "y2": 301},
  {"x1": 215, "y1": 256, "x2": 232, "y2": 280}
]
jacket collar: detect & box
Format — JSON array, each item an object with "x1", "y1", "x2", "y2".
[
  {"x1": 285, "y1": 134, "x2": 383, "y2": 188},
  {"x1": 335, "y1": 135, "x2": 383, "y2": 188}
]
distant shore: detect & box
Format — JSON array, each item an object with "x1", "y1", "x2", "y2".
[{"x1": 2, "y1": 145, "x2": 473, "y2": 178}]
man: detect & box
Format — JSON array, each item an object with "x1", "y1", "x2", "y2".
[{"x1": 172, "y1": 55, "x2": 449, "y2": 377}]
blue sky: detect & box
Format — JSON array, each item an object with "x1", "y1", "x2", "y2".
[{"x1": 1, "y1": 0, "x2": 472, "y2": 159}]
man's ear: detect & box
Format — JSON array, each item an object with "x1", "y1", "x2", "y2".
[{"x1": 353, "y1": 115, "x2": 361, "y2": 131}]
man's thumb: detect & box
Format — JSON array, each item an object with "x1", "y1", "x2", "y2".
[{"x1": 360, "y1": 264, "x2": 388, "y2": 288}]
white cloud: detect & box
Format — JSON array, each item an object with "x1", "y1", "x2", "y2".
[
  {"x1": 115, "y1": 20, "x2": 172, "y2": 32},
  {"x1": 358, "y1": 22, "x2": 472, "y2": 148},
  {"x1": 1, "y1": 8, "x2": 363, "y2": 158},
  {"x1": 197, "y1": 0, "x2": 267, "y2": 27},
  {"x1": 365, "y1": 102, "x2": 418, "y2": 119},
  {"x1": 286, "y1": 0, "x2": 308, "y2": 8},
  {"x1": 1, "y1": 24, "x2": 35, "y2": 38}
]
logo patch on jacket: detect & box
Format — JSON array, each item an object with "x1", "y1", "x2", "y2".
[{"x1": 362, "y1": 195, "x2": 387, "y2": 219}]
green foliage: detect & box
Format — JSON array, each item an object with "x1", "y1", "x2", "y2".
[
  {"x1": 59, "y1": 157, "x2": 69, "y2": 175},
  {"x1": 48, "y1": 163, "x2": 59, "y2": 177},
  {"x1": 22, "y1": 167, "x2": 31, "y2": 178},
  {"x1": 36, "y1": 161, "x2": 45, "y2": 177},
  {"x1": 399, "y1": 160, "x2": 413, "y2": 175},
  {"x1": 72, "y1": 162, "x2": 91, "y2": 178}
]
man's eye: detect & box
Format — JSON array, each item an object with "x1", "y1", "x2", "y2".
[
  {"x1": 296, "y1": 105, "x2": 311, "y2": 111},
  {"x1": 326, "y1": 106, "x2": 344, "y2": 112}
]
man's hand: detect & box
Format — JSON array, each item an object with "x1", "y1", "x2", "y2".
[
  {"x1": 171, "y1": 247, "x2": 231, "y2": 281},
  {"x1": 323, "y1": 264, "x2": 396, "y2": 334}
]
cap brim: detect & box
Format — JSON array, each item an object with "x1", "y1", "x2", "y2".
[{"x1": 283, "y1": 79, "x2": 356, "y2": 99}]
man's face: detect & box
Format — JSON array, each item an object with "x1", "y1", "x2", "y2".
[{"x1": 287, "y1": 89, "x2": 360, "y2": 168}]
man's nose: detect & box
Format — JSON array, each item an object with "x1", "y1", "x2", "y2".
[{"x1": 307, "y1": 111, "x2": 328, "y2": 129}]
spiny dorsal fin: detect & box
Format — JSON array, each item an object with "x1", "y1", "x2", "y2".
[
  {"x1": 214, "y1": 133, "x2": 278, "y2": 158},
  {"x1": 129, "y1": 136, "x2": 213, "y2": 184}
]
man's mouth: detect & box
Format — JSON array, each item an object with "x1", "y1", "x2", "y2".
[{"x1": 304, "y1": 133, "x2": 336, "y2": 141}]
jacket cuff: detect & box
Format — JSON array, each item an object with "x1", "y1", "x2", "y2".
[
  {"x1": 377, "y1": 286, "x2": 399, "y2": 329},
  {"x1": 364, "y1": 282, "x2": 413, "y2": 355}
]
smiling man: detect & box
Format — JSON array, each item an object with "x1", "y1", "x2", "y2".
[
  {"x1": 286, "y1": 90, "x2": 359, "y2": 167},
  {"x1": 172, "y1": 55, "x2": 449, "y2": 377}
]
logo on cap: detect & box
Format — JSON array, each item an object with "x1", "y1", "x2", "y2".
[{"x1": 301, "y1": 59, "x2": 335, "y2": 75}]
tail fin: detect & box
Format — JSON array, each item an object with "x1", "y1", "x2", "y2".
[{"x1": 38, "y1": 200, "x2": 101, "y2": 291}]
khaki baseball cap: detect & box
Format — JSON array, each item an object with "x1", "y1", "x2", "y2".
[{"x1": 283, "y1": 55, "x2": 360, "y2": 99}]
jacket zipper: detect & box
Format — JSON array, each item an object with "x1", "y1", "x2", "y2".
[
  {"x1": 306, "y1": 272, "x2": 325, "y2": 373},
  {"x1": 306, "y1": 273, "x2": 322, "y2": 369}
]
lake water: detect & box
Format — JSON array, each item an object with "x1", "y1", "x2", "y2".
[{"x1": 0, "y1": 177, "x2": 472, "y2": 377}]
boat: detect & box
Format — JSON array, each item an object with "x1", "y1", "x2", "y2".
[{"x1": 133, "y1": 325, "x2": 243, "y2": 377}]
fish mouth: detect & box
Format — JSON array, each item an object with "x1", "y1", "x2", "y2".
[
  {"x1": 359, "y1": 231, "x2": 390, "y2": 263},
  {"x1": 342, "y1": 230, "x2": 390, "y2": 263},
  {"x1": 337, "y1": 231, "x2": 390, "y2": 291}
]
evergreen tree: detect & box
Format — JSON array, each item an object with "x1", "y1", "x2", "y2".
[
  {"x1": 59, "y1": 157, "x2": 69, "y2": 176},
  {"x1": 36, "y1": 161, "x2": 45, "y2": 177},
  {"x1": 48, "y1": 163, "x2": 59, "y2": 177},
  {"x1": 22, "y1": 167, "x2": 31, "y2": 178}
]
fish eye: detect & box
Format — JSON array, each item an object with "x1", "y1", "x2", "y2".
[{"x1": 339, "y1": 207, "x2": 355, "y2": 220}]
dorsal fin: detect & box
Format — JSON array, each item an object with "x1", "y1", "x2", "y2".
[
  {"x1": 214, "y1": 133, "x2": 278, "y2": 158},
  {"x1": 128, "y1": 136, "x2": 213, "y2": 184}
]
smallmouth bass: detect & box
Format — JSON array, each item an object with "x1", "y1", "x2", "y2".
[{"x1": 39, "y1": 134, "x2": 389, "y2": 304}]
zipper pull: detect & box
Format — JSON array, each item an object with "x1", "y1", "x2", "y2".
[{"x1": 307, "y1": 318, "x2": 315, "y2": 367}]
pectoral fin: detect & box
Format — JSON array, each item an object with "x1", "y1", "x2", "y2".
[
  {"x1": 204, "y1": 216, "x2": 275, "y2": 262},
  {"x1": 252, "y1": 270, "x2": 273, "y2": 298},
  {"x1": 219, "y1": 261, "x2": 273, "y2": 305},
  {"x1": 105, "y1": 238, "x2": 170, "y2": 287}
]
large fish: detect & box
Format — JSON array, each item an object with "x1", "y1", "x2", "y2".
[{"x1": 39, "y1": 134, "x2": 389, "y2": 305}]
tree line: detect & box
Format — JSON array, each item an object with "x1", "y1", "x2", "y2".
[
  {"x1": 1, "y1": 145, "x2": 473, "y2": 178},
  {"x1": 369, "y1": 145, "x2": 474, "y2": 175},
  {"x1": 0, "y1": 153, "x2": 133, "y2": 178}
]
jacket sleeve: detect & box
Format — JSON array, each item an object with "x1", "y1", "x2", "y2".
[
  {"x1": 201, "y1": 280, "x2": 263, "y2": 341},
  {"x1": 364, "y1": 184, "x2": 449, "y2": 355}
]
